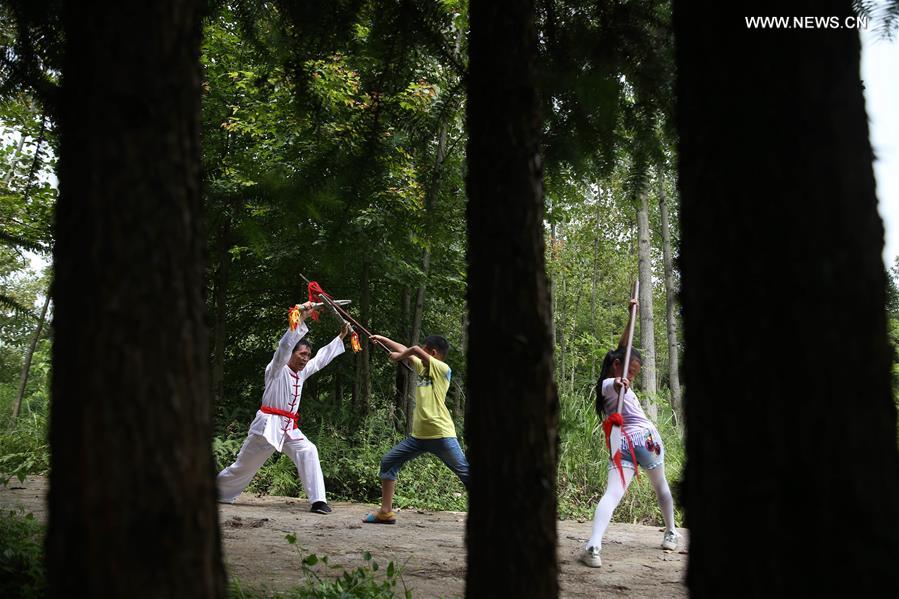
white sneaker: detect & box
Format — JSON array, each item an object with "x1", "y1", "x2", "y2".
[
  {"x1": 579, "y1": 546, "x2": 602, "y2": 568},
  {"x1": 661, "y1": 530, "x2": 679, "y2": 551}
]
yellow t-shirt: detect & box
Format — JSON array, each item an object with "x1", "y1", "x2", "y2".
[{"x1": 409, "y1": 355, "x2": 456, "y2": 439}]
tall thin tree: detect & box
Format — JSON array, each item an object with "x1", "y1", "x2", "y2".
[
  {"x1": 46, "y1": 1, "x2": 226, "y2": 596},
  {"x1": 637, "y1": 186, "x2": 658, "y2": 417},
  {"x1": 676, "y1": 1, "x2": 899, "y2": 595},
  {"x1": 657, "y1": 164, "x2": 681, "y2": 418},
  {"x1": 466, "y1": 0, "x2": 559, "y2": 597}
]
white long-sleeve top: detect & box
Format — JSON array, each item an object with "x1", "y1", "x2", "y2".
[{"x1": 248, "y1": 321, "x2": 345, "y2": 452}]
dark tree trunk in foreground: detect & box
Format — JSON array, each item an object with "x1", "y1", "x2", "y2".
[
  {"x1": 47, "y1": 2, "x2": 226, "y2": 597},
  {"x1": 466, "y1": 1, "x2": 559, "y2": 597},
  {"x1": 675, "y1": 1, "x2": 899, "y2": 595}
]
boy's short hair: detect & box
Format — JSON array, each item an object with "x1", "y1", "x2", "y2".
[
  {"x1": 423, "y1": 335, "x2": 449, "y2": 357},
  {"x1": 293, "y1": 339, "x2": 312, "y2": 354}
]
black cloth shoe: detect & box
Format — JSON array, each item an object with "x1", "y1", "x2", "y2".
[{"x1": 310, "y1": 501, "x2": 332, "y2": 514}]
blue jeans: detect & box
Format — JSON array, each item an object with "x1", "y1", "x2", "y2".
[
  {"x1": 379, "y1": 436, "x2": 470, "y2": 489},
  {"x1": 617, "y1": 427, "x2": 665, "y2": 471}
]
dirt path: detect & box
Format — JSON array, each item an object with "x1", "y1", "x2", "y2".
[{"x1": 1, "y1": 476, "x2": 688, "y2": 597}]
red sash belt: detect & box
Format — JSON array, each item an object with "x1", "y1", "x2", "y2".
[{"x1": 260, "y1": 406, "x2": 299, "y2": 429}]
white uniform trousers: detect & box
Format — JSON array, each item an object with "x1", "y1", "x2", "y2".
[{"x1": 217, "y1": 432, "x2": 326, "y2": 504}]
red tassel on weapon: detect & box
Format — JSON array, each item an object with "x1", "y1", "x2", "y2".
[
  {"x1": 350, "y1": 331, "x2": 362, "y2": 353},
  {"x1": 299, "y1": 273, "x2": 415, "y2": 373},
  {"x1": 307, "y1": 281, "x2": 328, "y2": 321}
]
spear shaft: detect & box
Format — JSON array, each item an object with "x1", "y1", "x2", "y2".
[{"x1": 299, "y1": 273, "x2": 414, "y2": 373}]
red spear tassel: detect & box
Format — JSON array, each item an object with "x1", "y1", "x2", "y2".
[
  {"x1": 602, "y1": 413, "x2": 639, "y2": 486},
  {"x1": 307, "y1": 281, "x2": 327, "y2": 321},
  {"x1": 350, "y1": 331, "x2": 362, "y2": 353}
]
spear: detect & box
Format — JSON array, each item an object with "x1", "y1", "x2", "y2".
[
  {"x1": 299, "y1": 273, "x2": 413, "y2": 372},
  {"x1": 607, "y1": 280, "x2": 639, "y2": 486}
]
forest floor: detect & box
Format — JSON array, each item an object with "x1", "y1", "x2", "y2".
[{"x1": 1, "y1": 475, "x2": 688, "y2": 598}]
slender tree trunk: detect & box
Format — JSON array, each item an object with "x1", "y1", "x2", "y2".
[
  {"x1": 47, "y1": 2, "x2": 226, "y2": 596},
  {"x1": 636, "y1": 188, "x2": 657, "y2": 417},
  {"x1": 466, "y1": 1, "x2": 559, "y2": 597},
  {"x1": 405, "y1": 117, "x2": 450, "y2": 432},
  {"x1": 393, "y1": 286, "x2": 412, "y2": 432},
  {"x1": 405, "y1": 246, "x2": 428, "y2": 433},
  {"x1": 410, "y1": 249, "x2": 431, "y2": 349},
  {"x1": 591, "y1": 186, "x2": 600, "y2": 381},
  {"x1": 211, "y1": 213, "x2": 231, "y2": 408},
  {"x1": 452, "y1": 309, "x2": 468, "y2": 423},
  {"x1": 559, "y1": 271, "x2": 566, "y2": 380},
  {"x1": 21, "y1": 116, "x2": 47, "y2": 204},
  {"x1": 357, "y1": 259, "x2": 371, "y2": 416},
  {"x1": 549, "y1": 213, "x2": 557, "y2": 346},
  {"x1": 657, "y1": 166, "x2": 681, "y2": 419},
  {"x1": 675, "y1": 1, "x2": 899, "y2": 595},
  {"x1": 12, "y1": 291, "x2": 50, "y2": 421}
]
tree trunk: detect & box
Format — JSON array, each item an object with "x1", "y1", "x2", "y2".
[
  {"x1": 357, "y1": 258, "x2": 371, "y2": 416},
  {"x1": 47, "y1": 2, "x2": 226, "y2": 596},
  {"x1": 466, "y1": 1, "x2": 559, "y2": 597},
  {"x1": 675, "y1": 1, "x2": 899, "y2": 595},
  {"x1": 558, "y1": 271, "x2": 566, "y2": 381},
  {"x1": 393, "y1": 286, "x2": 412, "y2": 431},
  {"x1": 636, "y1": 188, "x2": 657, "y2": 417},
  {"x1": 452, "y1": 309, "x2": 468, "y2": 423},
  {"x1": 591, "y1": 186, "x2": 600, "y2": 381},
  {"x1": 549, "y1": 210, "x2": 557, "y2": 346},
  {"x1": 657, "y1": 165, "x2": 681, "y2": 419},
  {"x1": 405, "y1": 118, "x2": 450, "y2": 433},
  {"x1": 211, "y1": 212, "x2": 231, "y2": 409},
  {"x1": 12, "y1": 291, "x2": 50, "y2": 420}
]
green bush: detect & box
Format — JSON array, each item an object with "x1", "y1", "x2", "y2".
[
  {"x1": 0, "y1": 509, "x2": 45, "y2": 599},
  {"x1": 0, "y1": 413, "x2": 49, "y2": 485}
]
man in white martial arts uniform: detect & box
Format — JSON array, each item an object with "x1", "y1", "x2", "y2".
[{"x1": 217, "y1": 301, "x2": 349, "y2": 513}]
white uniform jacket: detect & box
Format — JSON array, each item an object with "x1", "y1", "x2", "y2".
[{"x1": 248, "y1": 321, "x2": 345, "y2": 452}]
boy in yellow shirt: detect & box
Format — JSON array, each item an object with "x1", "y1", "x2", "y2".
[{"x1": 363, "y1": 334, "x2": 469, "y2": 524}]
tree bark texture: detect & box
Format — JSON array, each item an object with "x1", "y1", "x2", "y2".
[
  {"x1": 675, "y1": 1, "x2": 899, "y2": 595},
  {"x1": 657, "y1": 168, "x2": 681, "y2": 416},
  {"x1": 465, "y1": 1, "x2": 559, "y2": 597},
  {"x1": 47, "y1": 2, "x2": 226, "y2": 596}
]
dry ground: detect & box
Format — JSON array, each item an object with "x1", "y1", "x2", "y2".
[{"x1": 0, "y1": 476, "x2": 688, "y2": 598}]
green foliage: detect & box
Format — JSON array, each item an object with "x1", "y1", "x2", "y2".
[
  {"x1": 0, "y1": 508, "x2": 45, "y2": 599},
  {"x1": 0, "y1": 413, "x2": 49, "y2": 485}
]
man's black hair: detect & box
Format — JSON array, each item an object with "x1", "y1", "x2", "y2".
[
  {"x1": 422, "y1": 335, "x2": 449, "y2": 357},
  {"x1": 293, "y1": 339, "x2": 312, "y2": 354}
]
